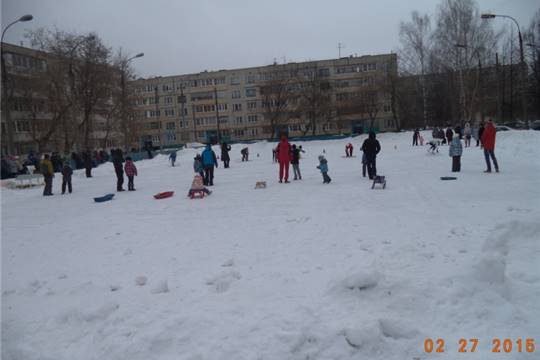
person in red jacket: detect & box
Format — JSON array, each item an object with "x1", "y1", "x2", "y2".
[
  {"x1": 480, "y1": 119, "x2": 499, "y2": 173},
  {"x1": 124, "y1": 156, "x2": 138, "y2": 190},
  {"x1": 276, "y1": 135, "x2": 292, "y2": 183}
]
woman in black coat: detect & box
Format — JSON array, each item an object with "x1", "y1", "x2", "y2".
[{"x1": 221, "y1": 142, "x2": 231, "y2": 168}]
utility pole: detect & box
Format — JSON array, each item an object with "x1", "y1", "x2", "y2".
[
  {"x1": 154, "y1": 86, "x2": 161, "y2": 151},
  {"x1": 338, "y1": 42, "x2": 345, "y2": 58},
  {"x1": 178, "y1": 83, "x2": 186, "y2": 145},
  {"x1": 214, "y1": 87, "x2": 221, "y2": 144}
]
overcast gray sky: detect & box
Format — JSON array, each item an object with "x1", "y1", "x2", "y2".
[{"x1": 2, "y1": 0, "x2": 538, "y2": 78}]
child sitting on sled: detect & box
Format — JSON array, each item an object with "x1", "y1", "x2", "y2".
[{"x1": 188, "y1": 174, "x2": 212, "y2": 198}]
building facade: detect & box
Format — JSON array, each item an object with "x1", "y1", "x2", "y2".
[
  {"x1": 130, "y1": 53, "x2": 397, "y2": 147},
  {"x1": 1, "y1": 42, "x2": 121, "y2": 156}
]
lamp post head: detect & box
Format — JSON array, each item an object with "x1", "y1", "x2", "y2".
[
  {"x1": 481, "y1": 14, "x2": 496, "y2": 19},
  {"x1": 135, "y1": 53, "x2": 144, "y2": 58},
  {"x1": 19, "y1": 14, "x2": 33, "y2": 22}
]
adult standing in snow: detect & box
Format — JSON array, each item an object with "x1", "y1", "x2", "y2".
[
  {"x1": 169, "y1": 151, "x2": 177, "y2": 167},
  {"x1": 477, "y1": 121, "x2": 485, "y2": 147},
  {"x1": 221, "y1": 142, "x2": 231, "y2": 168},
  {"x1": 276, "y1": 135, "x2": 291, "y2": 183},
  {"x1": 361, "y1": 131, "x2": 381, "y2": 180},
  {"x1": 481, "y1": 119, "x2": 499, "y2": 173},
  {"x1": 463, "y1": 122, "x2": 472, "y2": 147},
  {"x1": 83, "y1": 150, "x2": 93, "y2": 178},
  {"x1": 124, "y1": 156, "x2": 138, "y2": 191},
  {"x1": 201, "y1": 144, "x2": 218, "y2": 186},
  {"x1": 40, "y1": 154, "x2": 54, "y2": 196},
  {"x1": 291, "y1": 144, "x2": 302, "y2": 180},
  {"x1": 61, "y1": 160, "x2": 73, "y2": 194},
  {"x1": 445, "y1": 127, "x2": 453, "y2": 146},
  {"x1": 412, "y1": 128, "x2": 420, "y2": 146},
  {"x1": 449, "y1": 134, "x2": 463, "y2": 172},
  {"x1": 112, "y1": 148, "x2": 125, "y2": 192},
  {"x1": 241, "y1": 147, "x2": 249, "y2": 162}
]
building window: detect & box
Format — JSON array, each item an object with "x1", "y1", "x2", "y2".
[
  {"x1": 289, "y1": 124, "x2": 300, "y2": 131},
  {"x1": 247, "y1": 101, "x2": 257, "y2": 110},
  {"x1": 165, "y1": 97, "x2": 173, "y2": 104},
  {"x1": 248, "y1": 115, "x2": 258, "y2": 123},
  {"x1": 166, "y1": 122, "x2": 176, "y2": 130},
  {"x1": 232, "y1": 90, "x2": 241, "y2": 99},
  {"x1": 319, "y1": 68, "x2": 330, "y2": 76},
  {"x1": 167, "y1": 133, "x2": 177, "y2": 142},
  {"x1": 152, "y1": 135, "x2": 161, "y2": 143},
  {"x1": 249, "y1": 128, "x2": 258, "y2": 136},
  {"x1": 233, "y1": 103, "x2": 242, "y2": 112},
  {"x1": 246, "y1": 74, "x2": 256, "y2": 83},
  {"x1": 234, "y1": 129, "x2": 245, "y2": 137},
  {"x1": 197, "y1": 131, "x2": 205, "y2": 138},
  {"x1": 245, "y1": 88, "x2": 256, "y2": 97},
  {"x1": 150, "y1": 121, "x2": 161, "y2": 129},
  {"x1": 217, "y1": 103, "x2": 228, "y2": 111},
  {"x1": 16, "y1": 120, "x2": 30, "y2": 132},
  {"x1": 219, "y1": 116, "x2": 228, "y2": 124},
  {"x1": 236, "y1": 116, "x2": 243, "y2": 124},
  {"x1": 231, "y1": 76, "x2": 240, "y2": 85},
  {"x1": 164, "y1": 109, "x2": 175, "y2": 117}
]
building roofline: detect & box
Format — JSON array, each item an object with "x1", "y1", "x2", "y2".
[{"x1": 134, "y1": 52, "x2": 397, "y2": 82}]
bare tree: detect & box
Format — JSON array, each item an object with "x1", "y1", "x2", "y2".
[
  {"x1": 295, "y1": 65, "x2": 333, "y2": 136},
  {"x1": 525, "y1": 8, "x2": 540, "y2": 122},
  {"x1": 399, "y1": 11, "x2": 432, "y2": 128},
  {"x1": 259, "y1": 75, "x2": 295, "y2": 139}
]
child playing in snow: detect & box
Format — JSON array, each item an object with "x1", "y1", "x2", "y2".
[
  {"x1": 124, "y1": 156, "x2": 138, "y2": 191},
  {"x1": 316, "y1": 155, "x2": 331, "y2": 184},
  {"x1": 188, "y1": 174, "x2": 212, "y2": 197},
  {"x1": 428, "y1": 140, "x2": 439, "y2": 153},
  {"x1": 61, "y1": 160, "x2": 73, "y2": 194},
  {"x1": 193, "y1": 153, "x2": 204, "y2": 178}
]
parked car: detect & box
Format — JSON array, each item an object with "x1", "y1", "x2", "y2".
[{"x1": 531, "y1": 120, "x2": 540, "y2": 131}]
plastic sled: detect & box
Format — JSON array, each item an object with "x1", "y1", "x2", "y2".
[
  {"x1": 154, "y1": 191, "x2": 174, "y2": 199},
  {"x1": 371, "y1": 175, "x2": 386, "y2": 189},
  {"x1": 189, "y1": 190, "x2": 207, "y2": 199},
  {"x1": 94, "y1": 193, "x2": 115, "y2": 202},
  {"x1": 440, "y1": 176, "x2": 457, "y2": 180}
]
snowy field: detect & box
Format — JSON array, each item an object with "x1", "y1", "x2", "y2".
[{"x1": 2, "y1": 130, "x2": 540, "y2": 360}]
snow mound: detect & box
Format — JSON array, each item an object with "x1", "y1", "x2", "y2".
[
  {"x1": 343, "y1": 270, "x2": 381, "y2": 291},
  {"x1": 135, "y1": 276, "x2": 147, "y2": 286},
  {"x1": 205, "y1": 271, "x2": 242, "y2": 293},
  {"x1": 150, "y1": 280, "x2": 169, "y2": 294},
  {"x1": 378, "y1": 318, "x2": 419, "y2": 340}
]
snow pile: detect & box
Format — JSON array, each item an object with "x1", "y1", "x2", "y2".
[{"x1": 2, "y1": 130, "x2": 539, "y2": 359}]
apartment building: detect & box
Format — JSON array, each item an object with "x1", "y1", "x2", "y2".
[
  {"x1": 1, "y1": 42, "x2": 121, "y2": 156},
  {"x1": 130, "y1": 53, "x2": 397, "y2": 147}
]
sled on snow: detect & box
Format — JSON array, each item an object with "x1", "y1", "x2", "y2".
[
  {"x1": 440, "y1": 176, "x2": 457, "y2": 180},
  {"x1": 154, "y1": 191, "x2": 174, "y2": 199},
  {"x1": 371, "y1": 175, "x2": 386, "y2": 189},
  {"x1": 189, "y1": 189, "x2": 209, "y2": 199},
  {"x1": 94, "y1": 193, "x2": 115, "y2": 202}
]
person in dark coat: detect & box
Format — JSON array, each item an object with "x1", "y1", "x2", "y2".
[
  {"x1": 40, "y1": 154, "x2": 54, "y2": 196},
  {"x1": 61, "y1": 161, "x2": 73, "y2": 194},
  {"x1": 112, "y1": 148, "x2": 125, "y2": 191},
  {"x1": 291, "y1": 144, "x2": 302, "y2": 180},
  {"x1": 454, "y1": 125, "x2": 463, "y2": 140},
  {"x1": 412, "y1": 129, "x2": 420, "y2": 146},
  {"x1": 477, "y1": 122, "x2": 485, "y2": 147},
  {"x1": 445, "y1": 127, "x2": 453, "y2": 146},
  {"x1": 221, "y1": 142, "x2": 231, "y2": 168},
  {"x1": 361, "y1": 131, "x2": 381, "y2": 180},
  {"x1": 201, "y1": 144, "x2": 218, "y2": 186},
  {"x1": 83, "y1": 151, "x2": 93, "y2": 178},
  {"x1": 241, "y1": 147, "x2": 249, "y2": 162},
  {"x1": 169, "y1": 151, "x2": 177, "y2": 167}
]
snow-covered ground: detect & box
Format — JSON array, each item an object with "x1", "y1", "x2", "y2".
[{"x1": 2, "y1": 130, "x2": 539, "y2": 360}]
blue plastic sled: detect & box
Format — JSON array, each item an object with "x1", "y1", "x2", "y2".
[{"x1": 94, "y1": 193, "x2": 115, "y2": 202}]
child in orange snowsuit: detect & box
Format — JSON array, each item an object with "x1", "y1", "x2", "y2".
[{"x1": 188, "y1": 174, "x2": 212, "y2": 197}]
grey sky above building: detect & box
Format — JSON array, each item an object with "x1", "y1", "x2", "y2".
[{"x1": 2, "y1": 0, "x2": 538, "y2": 78}]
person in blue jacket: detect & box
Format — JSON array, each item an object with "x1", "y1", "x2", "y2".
[
  {"x1": 316, "y1": 155, "x2": 331, "y2": 184},
  {"x1": 201, "y1": 144, "x2": 218, "y2": 186},
  {"x1": 169, "y1": 151, "x2": 177, "y2": 167}
]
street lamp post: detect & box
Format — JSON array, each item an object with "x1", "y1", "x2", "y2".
[
  {"x1": 120, "y1": 52, "x2": 143, "y2": 150},
  {"x1": 482, "y1": 13, "x2": 528, "y2": 127},
  {"x1": 1, "y1": 14, "x2": 33, "y2": 155}
]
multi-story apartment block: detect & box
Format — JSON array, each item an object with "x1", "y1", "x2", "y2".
[
  {"x1": 130, "y1": 53, "x2": 397, "y2": 147},
  {"x1": 1, "y1": 42, "x2": 121, "y2": 156}
]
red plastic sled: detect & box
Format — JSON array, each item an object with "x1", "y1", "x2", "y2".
[{"x1": 154, "y1": 191, "x2": 174, "y2": 199}]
